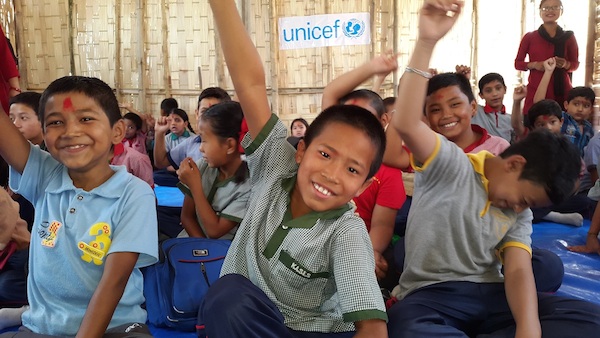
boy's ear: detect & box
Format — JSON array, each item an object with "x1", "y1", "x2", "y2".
[
  {"x1": 564, "y1": 101, "x2": 569, "y2": 111},
  {"x1": 470, "y1": 100, "x2": 478, "y2": 117},
  {"x1": 478, "y1": 92, "x2": 484, "y2": 99},
  {"x1": 380, "y1": 112, "x2": 391, "y2": 127},
  {"x1": 355, "y1": 178, "x2": 373, "y2": 197},
  {"x1": 295, "y1": 139, "x2": 306, "y2": 164},
  {"x1": 504, "y1": 154, "x2": 527, "y2": 173},
  {"x1": 111, "y1": 119, "x2": 125, "y2": 145}
]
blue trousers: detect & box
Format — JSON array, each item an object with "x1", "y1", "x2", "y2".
[
  {"x1": 387, "y1": 281, "x2": 600, "y2": 338},
  {"x1": 199, "y1": 274, "x2": 354, "y2": 338},
  {"x1": 393, "y1": 239, "x2": 564, "y2": 293},
  {"x1": 0, "y1": 249, "x2": 28, "y2": 306}
]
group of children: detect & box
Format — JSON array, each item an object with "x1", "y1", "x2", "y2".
[{"x1": 0, "y1": 0, "x2": 600, "y2": 337}]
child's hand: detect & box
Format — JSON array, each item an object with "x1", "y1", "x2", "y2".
[
  {"x1": 428, "y1": 68, "x2": 439, "y2": 76},
  {"x1": 568, "y1": 235, "x2": 600, "y2": 255},
  {"x1": 543, "y1": 57, "x2": 556, "y2": 72},
  {"x1": 177, "y1": 157, "x2": 202, "y2": 189},
  {"x1": 144, "y1": 114, "x2": 156, "y2": 130},
  {"x1": 0, "y1": 189, "x2": 18, "y2": 246},
  {"x1": 370, "y1": 51, "x2": 399, "y2": 76},
  {"x1": 374, "y1": 251, "x2": 388, "y2": 280},
  {"x1": 455, "y1": 64, "x2": 471, "y2": 79},
  {"x1": 418, "y1": 0, "x2": 463, "y2": 44},
  {"x1": 554, "y1": 56, "x2": 569, "y2": 69},
  {"x1": 513, "y1": 85, "x2": 527, "y2": 101},
  {"x1": 154, "y1": 116, "x2": 171, "y2": 135}
]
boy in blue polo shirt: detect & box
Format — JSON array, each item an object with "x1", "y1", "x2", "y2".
[
  {"x1": 0, "y1": 76, "x2": 158, "y2": 337},
  {"x1": 387, "y1": 1, "x2": 600, "y2": 337},
  {"x1": 199, "y1": 1, "x2": 388, "y2": 337}
]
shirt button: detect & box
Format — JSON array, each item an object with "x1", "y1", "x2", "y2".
[
  {"x1": 282, "y1": 225, "x2": 289, "y2": 230},
  {"x1": 77, "y1": 195, "x2": 83, "y2": 200},
  {"x1": 69, "y1": 208, "x2": 76, "y2": 214}
]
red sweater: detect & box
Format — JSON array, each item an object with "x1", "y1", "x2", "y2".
[
  {"x1": 514, "y1": 30, "x2": 579, "y2": 115},
  {"x1": 0, "y1": 26, "x2": 19, "y2": 114}
]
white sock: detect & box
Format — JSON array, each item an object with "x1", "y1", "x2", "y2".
[
  {"x1": 0, "y1": 305, "x2": 28, "y2": 330},
  {"x1": 542, "y1": 211, "x2": 584, "y2": 227}
]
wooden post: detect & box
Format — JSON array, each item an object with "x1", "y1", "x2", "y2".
[
  {"x1": 115, "y1": 0, "x2": 123, "y2": 102},
  {"x1": 137, "y1": 0, "x2": 147, "y2": 112},
  {"x1": 161, "y1": 0, "x2": 171, "y2": 98}
]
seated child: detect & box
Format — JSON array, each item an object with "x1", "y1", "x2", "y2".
[
  {"x1": 200, "y1": 1, "x2": 387, "y2": 337},
  {"x1": 534, "y1": 57, "x2": 595, "y2": 156},
  {"x1": 110, "y1": 143, "x2": 154, "y2": 188},
  {"x1": 9, "y1": 92, "x2": 44, "y2": 148},
  {"x1": 472, "y1": 72, "x2": 513, "y2": 143},
  {"x1": 121, "y1": 111, "x2": 148, "y2": 155},
  {"x1": 159, "y1": 97, "x2": 178, "y2": 117},
  {"x1": 290, "y1": 117, "x2": 309, "y2": 138},
  {"x1": 176, "y1": 101, "x2": 251, "y2": 240},
  {"x1": 0, "y1": 76, "x2": 158, "y2": 337},
  {"x1": 154, "y1": 87, "x2": 231, "y2": 170},
  {"x1": 387, "y1": 2, "x2": 600, "y2": 337}
]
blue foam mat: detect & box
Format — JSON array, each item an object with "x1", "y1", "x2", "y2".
[
  {"x1": 155, "y1": 185, "x2": 185, "y2": 208},
  {"x1": 531, "y1": 220, "x2": 600, "y2": 305}
]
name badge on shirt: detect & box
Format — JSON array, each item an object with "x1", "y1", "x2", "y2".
[
  {"x1": 78, "y1": 222, "x2": 112, "y2": 265},
  {"x1": 40, "y1": 220, "x2": 63, "y2": 248}
]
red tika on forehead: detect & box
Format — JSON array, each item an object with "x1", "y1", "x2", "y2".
[
  {"x1": 542, "y1": 115, "x2": 549, "y2": 121},
  {"x1": 63, "y1": 97, "x2": 74, "y2": 111}
]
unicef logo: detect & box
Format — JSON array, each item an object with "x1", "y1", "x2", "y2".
[{"x1": 343, "y1": 18, "x2": 366, "y2": 38}]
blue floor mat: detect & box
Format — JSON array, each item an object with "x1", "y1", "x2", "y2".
[
  {"x1": 155, "y1": 184, "x2": 185, "y2": 207},
  {"x1": 532, "y1": 220, "x2": 600, "y2": 305}
]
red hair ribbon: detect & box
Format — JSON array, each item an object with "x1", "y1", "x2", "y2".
[{"x1": 238, "y1": 118, "x2": 248, "y2": 154}]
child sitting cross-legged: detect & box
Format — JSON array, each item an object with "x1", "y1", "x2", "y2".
[
  {"x1": 0, "y1": 76, "x2": 158, "y2": 337},
  {"x1": 386, "y1": 1, "x2": 600, "y2": 337},
  {"x1": 199, "y1": 1, "x2": 388, "y2": 337}
]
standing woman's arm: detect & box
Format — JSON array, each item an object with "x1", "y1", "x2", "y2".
[{"x1": 564, "y1": 34, "x2": 579, "y2": 72}]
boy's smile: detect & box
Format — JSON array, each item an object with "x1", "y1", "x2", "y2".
[
  {"x1": 292, "y1": 122, "x2": 374, "y2": 216},
  {"x1": 426, "y1": 85, "x2": 477, "y2": 146},
  {"x1": 43, "y1": 92, "x2": 124, "y2": 189}
]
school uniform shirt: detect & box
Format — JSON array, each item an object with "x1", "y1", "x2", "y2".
[
  {"x1": 397, "y1": 135, "x2": 532, "y2": 300},
  {"x1": 167, "y1": 135, "x2": 203, "y2": 169},
  {"x1": 165, "y1": 130, "x2": 195, "y2": 152},
  {"x1": 472, "y1": 105, "x2": 513, "y2": 143},
  {"x1": 466, "y1": 124, "x2": 510, "y2": 156},
  {"x1": 110, "y1": 143, "x2": 154, "y2": 188},
  {"x1": 177, "y1": 159, "x2": 251, "y2": 240},
  {"x1": 353, "y1": 164, "x2": 405, "y2": 231},
  {"x1": 9, "y1": 145, "x2": 158, "y2": 336},
  {"x1": 220, "y1": 114, "x2": 387, "y2": 333},
  {"x1": 122, "y1": 130, "x2": 147, "y2": 155},
  {"x1": 561, "y1": 112, "x2": 594, "y2": 157}
]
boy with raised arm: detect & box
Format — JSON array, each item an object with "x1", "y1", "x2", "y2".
[
  {"x1": 387, "y1": 1, "x2": 600, "y2": 337},
  {"x1": 199, "y1": 1, "x2": 388, "y2": 337}
]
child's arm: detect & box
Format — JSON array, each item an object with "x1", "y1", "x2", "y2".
[
  {"x1": 354, "y1": 319, "x2": 388, "y2": 338},
  {"x1": 511, "y1": 85, "x2": 527, "y2": 138},
  {"x1": 502, "y1": 247, "x2": 542, "y2": 338},
  {"x1": 178, "y1": 158, "x2": 238, "y2": 238},
  {"x1": 180, "y1": 196, "x2": 206, "y2": 238},
  {"x1": 209, "y1": 0, "x2": 271, "y2": 139},
  {"x1": 0, "y1": 188, "x2": 18, "y2": 249},
  {"x1": 119, "y1": 102, "x2": 149, "y2": 134},
  {"x1": 153, "y1": 116, "x2": 172, "y2": 169},
  {"x1": 369, "y1": 206, "x2": 397, "y2": 279},
  {"x1": 76, "y1": 252, "x2": 139, "y2": 338},
  {"x1": 533, "y1": 57, "x2": 556, "y2": 104},
  {"x1": 0, "y1": 105, "x2": 31, "y2": 174},
  {"x1": 390, "y1": 1, "x2": 462, "y2": 164},
  {"x1": 568, "y1": 205, "x2": 600, "y2": 255}
]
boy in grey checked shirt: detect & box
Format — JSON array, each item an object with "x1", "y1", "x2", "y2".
[{"x1": 198, "y1": 1, "x2": 388, "y2": 337}]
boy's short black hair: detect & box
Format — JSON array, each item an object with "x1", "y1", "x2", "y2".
[
  {"x1": 427, "y1": 72, "x2": 476, "y2": 105},
  {"x1": 9, "y1": 91, "x2": 42, "y2": 114},
  {"x1": 383, "y1": 97, "x2": 396, "y2": 108},
  {"x1": 39, "y1": 76, "x2": 121, "y2": 126},
  {"x1": 478, "y1": 73, "x2": 506, "y2": 93},
  {"x1": 198, "y1": 87, "x2": 232, "y2": 106},
  {"x1": 500, "y1": 128, "x2": 580, "y2": 205},
  {"x1": 160, "y1": 98, "x2": 178, "y2": 113},
  {"x1": 567, "y1": 86, "x2": 595, "y2": 104},
  {"x1": 123, "y1": 112, "x2": 143, "y2": 131},
  {"x1": 339, "y1": 89, "x2": 385, "y2": 119},
  {"x1": 304, "y1": 104, "x2": 385, "y2": 179},
  {"x1": 527, "y1": 100, "x2": 563, "y2": 128}
]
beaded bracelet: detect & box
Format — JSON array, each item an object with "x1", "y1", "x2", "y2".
[{"x1": 405, "y1": 66, "x2": 433, "y2": 79}]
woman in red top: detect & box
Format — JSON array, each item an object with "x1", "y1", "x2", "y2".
[
  {"x1": 514, "y1": 0, "x2": 578, "y2": 118},
  {"x1": 0, "y1": 25, "x2": 20, "y2": 115}
]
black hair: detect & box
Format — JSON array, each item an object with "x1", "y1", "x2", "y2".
[
  {"x1": 567, "y1": 86, "x2": 595, "y2": 104},
  {"x1": 478, "y1": 73, "x2": 506, "y2": 93},
  {"x1": 169, "y1": 108, "x2": 195, "y2": 134},
  {"x1": 201, "y1": 101, "x2": 248, "y2": 183},
  {"x1": 304, "y1": 104, "x2": 385, "y2": 179},
  {"x1": 427, "y1": 72, "x2": 476, "y2": 104},
  {"x1": 198, "y1": 87, "x2": 232, "y2": 108},
  {"x1": 39, "y1": 76, "x2": 121, "y2": 126},
  {"x1": 500, "y1": 128, "x2": 580, "y2": 205},
  {"x1": 339, "y1": 89, "x2": 385, "y2": 119},
  {"x1": 527, "y1": 99, "x2": 563, "y2": 128},
  {"x1": 383, "y1": 97, "x2": 396, "y2": 108},
  {"x1": 123, "y1": 112, "x2": 143, "y2": 131},
  {"x1": 290, "y1": 118, "x2": 309, "y2": 132},
  {"x1": 9, "y1": 91, "x2": 42, "y2": 114},
  {"x1": 0, "y1": 156, "x2": 8, "y2": 188},
  {"x1": 160, "y1": 98, "x2": 178, "y2": 115}
]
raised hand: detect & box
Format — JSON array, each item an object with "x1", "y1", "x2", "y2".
[
  {"x1": 455, "y1": 64, "x2": 471, "y2": 79},
  {"x1": 513, "y1": 85, "x2": 527, "y2": 102},
  {"x1": 177, "y1": 157, "x2": 202, "y2": 189},
  {"x1": 418, "y1": 0, "x2": 464, "y2": 44},
  {"x1": 370, "y1": 50, "x2": 399, "y2": 76},
  {"x1": 154, "y1": 116, "x2": 171, "y2": 135},
  {"x1": 543, "y1": 57, "x2": 556, "y2": 72}
]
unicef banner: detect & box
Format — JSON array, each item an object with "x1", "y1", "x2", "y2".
[{"x1": 279, "y1": 13, "x2": 371, "y2": 50}]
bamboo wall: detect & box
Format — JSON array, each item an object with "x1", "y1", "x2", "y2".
[{"x1": 1, "y1": 0, "x2": 597, "y2": 129}]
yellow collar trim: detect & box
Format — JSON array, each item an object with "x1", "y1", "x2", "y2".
[{"x1": 466, "y1": 150, "x2": 495, "y2": 217}]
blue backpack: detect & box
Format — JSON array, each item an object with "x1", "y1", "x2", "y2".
[{"x1": 143, "y1": 237, "x2": 231, "y2": 331}]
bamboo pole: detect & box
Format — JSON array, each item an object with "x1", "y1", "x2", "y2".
[
  {"x1": 161, "y1": 0, "x2": 171, "y2": 97},
  {"x1": 13, "y1": 0, "x2": 27, "y2": 90},
  {"x1": 137, "y1": 0, "x2": 147, "y2": 112},
  {"x1": 115, "y1": 0, "x2": 123, "y2": 102},
  {"x1": 68, "y1": 0, "x2": 75, "y2": 75}
]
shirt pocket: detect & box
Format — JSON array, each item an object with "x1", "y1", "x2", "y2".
[{"x1": 274, "y1": 250, "x2": 331, "y2": 290}]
